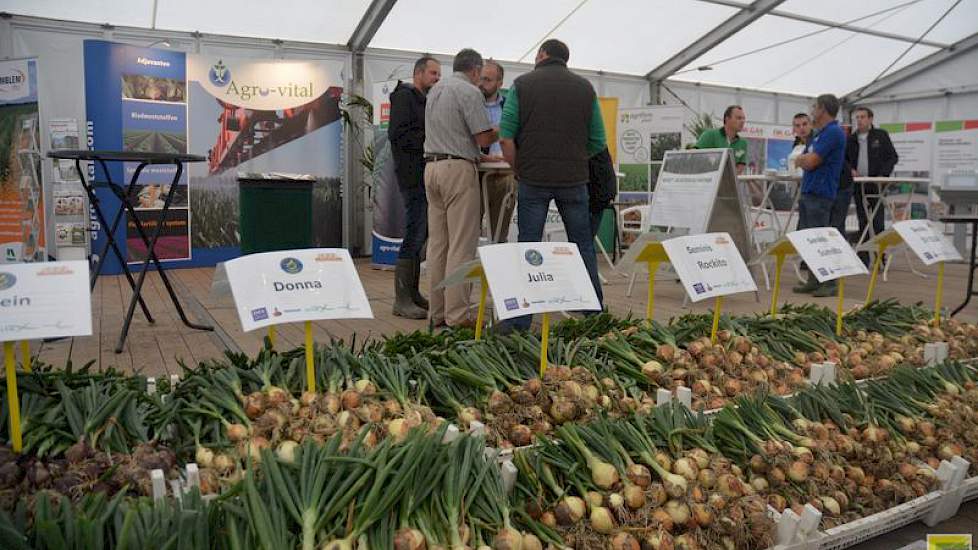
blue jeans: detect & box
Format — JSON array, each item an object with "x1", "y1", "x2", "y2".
[
  {"x1": 797, "y1": 193, "x2": 834, "y2": 231},
  {"x1": 398, "y1": 184, "x2": 428, "y2": 260},
  {"x1": 505, "y1": 183, "x2": 603, "y2": 331},
  {"x1": 830, "y1": 187, "x2": 852, "y2": 239}
]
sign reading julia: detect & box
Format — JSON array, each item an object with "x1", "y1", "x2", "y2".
[
  {"x1": 0, "y1": 261, "x2": 92, "y2": 342},
  {"x1": 224, "y1": 248, "x2": 372, "y2": 332},
  {"x1": 478, "y1": 242, "x2": 601, "y2": 321}
]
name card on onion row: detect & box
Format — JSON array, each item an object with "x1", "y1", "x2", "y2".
[
  {"x1": 224, "y1": 249, "x2": 373, "y2": 332},
  {"x1": 0, "y1": 261, "x2": 92, "y2": 342}
]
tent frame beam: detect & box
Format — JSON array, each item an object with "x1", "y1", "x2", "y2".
[
  {"x1": 843, "y1": 31, "x2": 978, "y2": 103},
  {"x1": 696, "y1": 0, "x2": 950, "y2": 49},
  {"x1": 646, "y1": 0, "x2": 785, "y2": 102},
  {"x1": 347, "y1": 0, "x2": 397, "y2": 52}
]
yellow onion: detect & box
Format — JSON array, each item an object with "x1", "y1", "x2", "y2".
[
  {"x1": 624, "y1": 484, "x2": 646, "y2": 509},
  {"x1": 195, "y1": 446, "x2": 214, "y2": 468},
  {"x1": 492, "y1": 527, "x2": 522, "y2": 550},
  {"x1": 521, "y1": 533, "x2": 542, "y2": 550},
  {"x1": 590, "y1": 506, "x2": 616, "y2": 534},
  {"x1": 275, "y1": 440, "x2": 299, "y2": 464},
  {"x1": 586, "y1": 491, "x2": 604, "y2": 508},
  {"x1": 227, "y1": 423, "x2": 250, "y2": 442},
  {"x1": 212, "y1": 453, "x2": 235, "y2": 474},
  {"x1": 664, "y1": 500, "x2": 690, "y2": 526},
  {"x1": 610, "y1": 532, "x2": 640, "y2": 550},
  {"x1": 555, "y1": 496, "x2": 586, "y2": 525},
  {"x1": 644, "y1": 530, "x2": 674, "y2": 549},
  {"x1": 393, "y1": 528, "x2": 426, "y2": 550},
  {"x1": 626, "y1": 464, "x2": 652, "y2": 487}
]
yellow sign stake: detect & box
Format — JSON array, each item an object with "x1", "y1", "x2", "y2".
[
  {"x1": 770, "y1": 253, "x2": 786, "y2": 317},
  {"x1": 710, "y1": 296, "x2": 724, "y2": 344},
  {"x1": 864, "y1": 243, "x2": 887, "y2": 305},
  {"x1": 475, "y1": 275, "x2": 488, "y2": 340},
  {"x1": 836, "y1": 277, "x2": 846, "y2": 336},
  {"x1": 645, "y1": 261, "x2": 660, "y2": 319},
  {"x1": 304, "y1": 321, "x2": 315, "y2": 393},
  {"x1": 268, "y1": 325, "x2": 277, "y2": 350},
  {"x1": 19, "y1": 341, "x2": 30, "y2": 373},
  {"x1": 934, "y1": 261, "x2": 945, "y2": 326},
  {"x1": 4, "y1": 342, "x2": 22, "y2": 453},
  {"x1": 539, "y1": 312, "x2": 551, "y2": 378}
]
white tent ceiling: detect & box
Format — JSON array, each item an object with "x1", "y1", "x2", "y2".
[{"x1": 2, "y1": 0, "x2": 977, "y2": 96}]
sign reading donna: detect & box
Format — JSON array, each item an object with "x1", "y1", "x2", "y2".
[
  {"x1": 0, "y1": 261, "x2": 92, "y2": 342},
  {"x1": 478, "y1": 242, "x2": 601, "y2": 321},
  {"x1": 189, "y1": 55, "x2": 339, "y2": 110},
  {"x1": 662, "y1": 232, "x2": 757, "y2": 302},
  {"x1": 224, "y1": 249, "x2": 373, "y2": 332},
  {"x1": 787, "y1": 228, "x2": 868, "y2": 283}
]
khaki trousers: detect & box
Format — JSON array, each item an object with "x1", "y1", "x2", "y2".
[
  {"x1": 424, "y1": 159, "x2": 481, "y2": 326},
  {"x1": 484, "y1": 172, "x2": 516, "y2": 242}
]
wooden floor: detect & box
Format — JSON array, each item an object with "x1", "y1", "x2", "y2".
[{"x1": 27, "y1": 255, "x2": 978, "y2": 376}]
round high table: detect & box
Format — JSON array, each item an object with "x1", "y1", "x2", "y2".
[
  {"x1": 477, "y1": 161, "x2": 515, "y2": 243},
  {"x1": 47, "y1": 150, "x2": 213, "y2": 353}
]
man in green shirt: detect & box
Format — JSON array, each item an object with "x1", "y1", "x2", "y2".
[{"x1": 695, "y1": 105, "x2": 748, "y2": 174}]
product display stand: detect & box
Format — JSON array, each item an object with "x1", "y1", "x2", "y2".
[{"x1": 47, "y1": 150, "x2": 213, "y2": 352}]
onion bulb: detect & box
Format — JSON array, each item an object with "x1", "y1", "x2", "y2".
[
  {"x1": 586, "y1": 491, "x2": 605, "y2": 508},
  {"x1": 691, "y1": 503, "x2": 713, "y2": 528},
  {"x1": 645, "y1": 531, "x2": 674, "y2": 549},
  {"x1": 555, "y1": 496, "x2": 586, "y2": 525},
  {"x1": 626, "y1": 464, "x2": 652, "y2": 487},
  {"x1": 624, "y1": 484, "x2": 646, "y2": 509},
  {"x1": 521, "y1": 533, "x2": 542, "y2": 550},
  {"x1": 226, "y1": 423, "x2": 250, "y2": 442},
  {"x1": 276, "y1": 440, "x2": 299, "y2": 464},
  {"x1": 820, "y1": 496, "x2": 841, "y2": 516},
  {"x1": 672, "y1": 458, "x2": 698, "y2": 481},
  {"x1": 492, "y1": 527, "x2": 522, "y2": 550},
  {"x1": 393, "y1": 528, "x2": 426, "y2": 550},
  {"x1": 590, "y1": 506, "x2": 616, "y2": 534},
  {"x1": 610, "y1": 532, "x2": 640, "y2": 550},
  {"x1": 787, "y1": 461, "x2": 810, "y2": 482},
  {"x1": 664, "y1": 500, "x2": 690, "y2": 526},
  {"x1": 195, "y1": 446, "x2": 214, "y2": 468},
  {"x1": 642, "y1": 360, "x2": 664, "y2": 382},
  {"x1": 387, "y1": 418, "x2": 410, "y2": 443},
  {"x1": 212, "y1": 453, "x2": 234, "y2": 474}
]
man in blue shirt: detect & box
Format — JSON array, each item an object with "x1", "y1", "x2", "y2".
[{"x1": 793, "y1": 94, "x2": 846, "y2": 297}]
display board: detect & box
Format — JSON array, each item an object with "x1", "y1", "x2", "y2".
[
  {"x1": 879, "y1": 122, "x2": 933, "y2": 176},
  {"x1": 892, "y1": 220, "x2": 962, "y2": 265},
  {"x1": 0, "y1": 261, "x2": 92, "y2": 341},
  {"x1": 649, "y1": 148, "x2": 753, "y2": 259},
  {"x1": 225, "y1": 248, "x2": 372, "y2": 332},
  {"x1": 369, "y1": 80, "x2": 404, "y2": 267},
  {"x1": 83, "y1": 40, "x2": 345, "y2": 273},
  {"x1": 786, "y1": 228, "x2": 867, "y2": 283},
  {"x1": 0, "y1": 57, "x2": 45, "y2": 264},
  {"x1": 478, "y1": 242, "x2": 601, "y2": 321},
  {"x1": 740, "y1": 122, "x2": 795, "y2": 175},
  {"x1": 934, "y1": 119, "x2": 978, "y2": 175},
  {"x1": 616, "y1": 105, "x2": 684, "y2": 204},
  {"x1": 662, "y1": 232, "x2": 757, "y2": 302}
]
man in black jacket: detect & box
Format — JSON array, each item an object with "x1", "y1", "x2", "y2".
[
  {"x1": 388, "y1": 56, "x2": 441, "y2": 318},
  {"x1": 847, "y1": 107, "x2": 898, "y2": 264}
]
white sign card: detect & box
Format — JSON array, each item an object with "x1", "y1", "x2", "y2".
[
  {"x1": 787, "y1": 228, "x2": 868, "y2": 282},
  {"x1": 224, "y1": 248, "x2": 373, "y2": 332},
  {"x1": 893, "y1": 220, "x2": 963, "y2": 265},
  {"x1": 650, "y1": 149, "x2": 727, "y2": 234},
  {"x1": 662, "y1": 232, "x2": 757, "y2": 302},
  {"x1": 0, "y1": 261, "x2": 92, "y2": 342},
  {"x1": 478, "y1": 242, "x2": 601, "y2": 321}
]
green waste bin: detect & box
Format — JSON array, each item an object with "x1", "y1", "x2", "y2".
[{"x1": 238, "y1": 173, "x2": 314, "y2": 255}]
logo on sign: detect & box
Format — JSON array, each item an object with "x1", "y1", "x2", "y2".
[
  {"x1": 552, "y1": 246, "x2": 573, "y2": 256},
  {"x1": 924, "y1": 251, "x2": 934, "y2": 260},
  {"x1": 280, "y1": 257, "x2": 303, "y2": 274},
  {"x1": 504, "y1": 297, "x2": 519, "y2": 311},
  {"x1": 0, "y1": 68, "x2": 26, "y2": 93},
  {"x1": 714, "y1": 235, "x2": 730, "y2": 245},
  {"x1": 251, "y1": 307, "x2": 268, "y2": 321},
  {"x1": 0, "y1": 272, "x2": 15, "y2": 291},
  {"x1": 818, "y1": 267, "x2": 829, "y2": 277},
  {"x1": 209, "y1": 60, "x2": 231, "y2": 87},
  {"x1": 524, "y1": 249, "x2": 544, "y2": 266},
  {"x1": 693, "y1": 282, "x2": 706, "y2": 295},
  {"x1": 315, "y1": 252, "x2": 343, "y2": 262}
]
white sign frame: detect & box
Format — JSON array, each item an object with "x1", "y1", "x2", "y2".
[
  {"x1": 478, "y1": 242, "x2": 601, "y2": 321},
  {"x1": 0, "y1": 261, "x2": 92, "y2": 342},
  {"x1": 893, "y1": 220, "x2": 963, "y2": 265},
  {"x1": 224, "y1": 248, "x2": 373, "y2": 332},
  {"x1": 662, "y1": 232, "x2": 757, "y2": 303},
  {"x1": 787, "y1": 228, "x2": 868, "y2": 283}
]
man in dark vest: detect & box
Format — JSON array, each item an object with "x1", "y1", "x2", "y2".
[{"x1": 498, "y1": 39, "x2": 607, "y2": 331}]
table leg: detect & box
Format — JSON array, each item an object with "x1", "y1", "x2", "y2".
[
  {"x1": 479, "y1": 170, "x2": 491, "y2": 242},
  {"x1": 116, "y1": 162, "x2": 212, "y2": 353},
  {"x1": 951, "y1": 221, "x2": 978, "y2": 317},
  {"x1": 78, "y1": 159, "x2": 155, "y2": 323},
  {"x1": 493, "y1": 178, "x2": 517, "y2": 243}
]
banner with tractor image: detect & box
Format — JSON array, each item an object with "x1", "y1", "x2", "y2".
[{"x1": 84, "y1": 40, "x2": 345, "y2": 273}]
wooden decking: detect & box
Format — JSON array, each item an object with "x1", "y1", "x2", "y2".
[{"x1": 27, "y1": 257, "x2": 978, "y2": 377}]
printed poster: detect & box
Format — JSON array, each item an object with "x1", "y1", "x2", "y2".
[
  {"x1": 0, "y1": 57, "x2": 44, "y2": 263},
  {"x1": 934, "y1": 119, "x2": 978, "y2": 174},
  {"x1": 617, "y1": 105, "x2": 684, "y2": 201}
]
